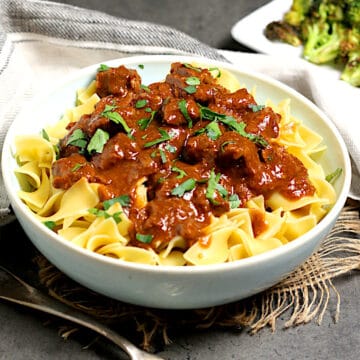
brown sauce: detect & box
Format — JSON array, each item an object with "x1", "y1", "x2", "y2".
[{"x1": 52, "y1": 62, "x2": 315, "y2": 249}]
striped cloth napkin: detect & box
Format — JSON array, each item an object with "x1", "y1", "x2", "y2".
[{"x1": 1, "y1": 0, "x2": 359, "y2": 225}]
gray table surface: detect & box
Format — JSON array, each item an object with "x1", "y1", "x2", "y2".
[{"x1": 1, "y1": 0, "x2": 359, "y2": 359}]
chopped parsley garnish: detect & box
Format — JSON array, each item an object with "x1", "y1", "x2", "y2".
[
  {"x1": 198, "y1": 105, "x2": 268, "y2": 147},
  {"x1": 221, "y1": 117, "x2": 268, "y2": 147},
  {"x1": 87, "y1": 128, "x2": 109, "y2": 154},
  {"x1": 184, "y1": 76, "x2": 200, "y2": 94},
  {"x1": 135, "y1": 99, "x2": 147, "y2": 109},
  {"x1": 171, "y1": 178, "x2": 196, "y2": 197},
  {"x1": 171, "y1": 166, "x2": 187, "y2": 179},
  {"x1": 199, "y1": 105, "x2": 223, "y2": 122},
  {"x1": 43, "y1": 220, "x2": 56, "y2": 230},
  {"x1": 138, "y1": 109, "x2": 156, "y2": 130},
  {"x1": 183, "y1": 63, "x2": 202, "y2": 72},
  {"x1": 88, "y1": 207, "x2": 122, "y2": 224},
  {"x1": 144, "y1": 128, "x2": 171, "y2": 148},
  {"x1": 229, "y1": 194, "x2": 240, "y2": 209},
  {"x1": 195, "y1": 121, "x2": 222, "y2": 140},
  {"x1": 206, "y1": 122, "x2": 222, "y2": 140},
  {"x1": 66, "y1": 129, "x2": 87, "y2": 151},
  {"x1": 325, "y1": 168, "x2": 343, "y2": 184},
  {"x1": 54, "y1": 144, "x2": 60, "y2": 160},
  {"x1": 141, "y1": 84, "x2": 150, "y2": 93},
  {"x1": 235, "y1": 122, "x2": 268, "y2": 147},
  {"x1": 220, "y1": 140, "x2": 236, "y2": 152},
  {"x1": 165, "y1": 143, "x2": 177, "y2": 153},
  {"x1": 41, "y1": 129, "x2": 50, "y2": 141},
  {"x1": 136, "y1": 233, "x2": 153, "y2": 243},
  {"x1": 184, "y1": 85, "x2": 197, "y2": 94},
  {"x1": 150, "y1": 148, "x2": 169, "y2": 162},
  {"x1": 206, "y1": 169, "x2": 228, "y2": 205},
  {"x1": 248, "y1": 104, "x2": 265, "y2": 112},
  {"x1": 71, "y1": 162, "x2": 85, "y2": 172},
  {"x1": 186, "y1": 77, "x2": 200, "y2": 85},
  {"x1": 98, "y1": 64, "x2": 110, "y2": 72},
  {"x1": 101, "y1": 105, "x2": 131, "y2": 134},
  {"x1": 103, "y1": 195, "x2": 131, "y2": 209},
  {"x1": 159, "y1": 148, "x2": 167, "y2": 163},
  {"x1": 208, "y1": 67, "x2": 221, "y2": 78},
  {"x1": 138, "y1": 64, "x2": 144, "y2": 69},
  {"x1": 178, "y1": 99, "x2": 193, "y2": 128}
]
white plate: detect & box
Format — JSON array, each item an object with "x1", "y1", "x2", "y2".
[
  {"x1": 230, "y1": 0, "x2": 347, "y2": 82},
  {"x1": 231, "y1": 0, "x2": 299, "y2": 56}
]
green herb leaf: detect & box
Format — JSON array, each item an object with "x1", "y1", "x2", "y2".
[
  {"x1": 229, "y1": 194, "x2": 240, "y2": 209},
  {"x1": 220, "y1": 116, "x2": 268, "y2": 147},
  {"x1": 141, "y1": 84, "x2": 150, "y2": 93},
  {"x1": 216, "y1": 183, "x2": 228, "y2": 198},
  {"x1": 136, "y1": 233, "x2": 153, "y2": 243},
  {"x1": 138, "y1": 64, "x2": 144, "y2": 69},
  {"x1": 88, "y1": 207, "x2": 110, "y2": 219},
  {"x1": 199, "y1": 105, "x2": 222, "y2": 122},
  {"x1": 41, "y1": 129, "x2": 50, "y2": 141},
  {"x1": 103, "y1": 195, "x2": 130, "y2": 210},
  {"x1": 66, "y1": 129, "x2": 87, "y2": 150},
  {"x1": 199, "y1": 105, "x2": 268, "y2": 146},
  {"x1": 171, "y1": 178, "x2": 196, "y2": 197},
  {"x1": 111, "y1": 211, "x2": 123, "y2": 224},
  {"x1": 208, "y1": 67, "x2": 221, "y2": 78},
  {"x1": 205, "y1": 121, "x2": 222, "y2": 140},
  {"x1": 183, "y1": 63, "x2": 202, "y2": 72},
  {"x1": 144, "y1": 128, "x2": 171, "y2": 148},
  {"x1": 87, "y1": 128, "x2": 109, "y2": 154},
  {"x1": 206, "y1": 169, "x2": 221, "y2": 205},
  {"x1": 178, "y1": 99, "x2": 193, "y2": 128},
  {"x1": 138, "y1": 110, "x2": 156, "y2": 130},
  {"x1": 171, "y1": 166, "x2": 187, "y2": 179},
  {"x1": 186, "y1": 76, "x2": 201, "y2": 86},
  {"x1": 135, "y1": 99, "x2": 147, "y2": 109},
  {"x1": 194, "y1": 120, "x2": 222, "y2": 140},
  {"x1": 248, "y1": 104, "x2": 265, "y2": 112},
  {"x1": 101, "y1": 107, "x2": 131, "y2": 134},
  {"x1": 184, "y1": 85, "x2": 197, "y2": 94},
  {"x1": 325, "y1": 168, "x2": 342, "y2": 184},
  {"x1": 102, "y1": 104, "x2": 117, "y2": 113},
  {"x1": 165, "y1": 144, "x2": 177, "y2": 153},
  {"x1": 88, "y1": 207, "x2": 122, "y2": 224},
  {"x1": 71, "y1": 163, "x2": 85, "y2": 172},
  {"x1": 220, "y1": 140, "x2": 236, "y2": 152},
  {"x1": 54, "y1": 144, "x2": 60, "y2": 160},
  {"x1": 98, "y1": 64, "x2": 110, "y2": 72},
  {"x1": 159, "y1": 148, "x2": 167, "y2": 163},
  {"x1": 43, "y1": 220, "x2": 56, "y2": 230}
]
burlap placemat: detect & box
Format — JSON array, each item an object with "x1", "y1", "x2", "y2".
[{"x1": 32, "y1": 199, "x2": 360, "y2": 351}]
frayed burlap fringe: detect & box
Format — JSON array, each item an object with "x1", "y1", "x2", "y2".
[{"x1": 34, "y1": 200, "x2": 360, "y2": 351}]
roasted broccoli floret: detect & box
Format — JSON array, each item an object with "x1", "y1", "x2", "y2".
[
  {"x1": 265, "y1": 0, "x2": 360, "y2": 86},
  {"x1": 284, "y1": 0, "x2": 314, "y2": 26},
  {"x1": 340, "y1": 49, "x2": 360, "y2": 86},
  {"x1": 303, "y1": 22, "x2": 345, "y2": 63},
  {"x1": 344, "y1": 0, "x2": 360, "y2": 25},
  {"x1": 264, "y1": 21, "x2": 302, "y2": 46},
  {"x1": 309, "y1": 0, "x2": 345, "y2": 22},
  {"x1": 340, "y1": 27, "x2": 360, "y2": 56}
]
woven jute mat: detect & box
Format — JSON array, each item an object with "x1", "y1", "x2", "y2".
[{"x1": 33, "y1": 199, "x2": 360, "y2": 351}]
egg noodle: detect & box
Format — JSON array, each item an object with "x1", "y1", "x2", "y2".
[{"x1": 14, "y1": 64, "x2": 336, "y2": 266}]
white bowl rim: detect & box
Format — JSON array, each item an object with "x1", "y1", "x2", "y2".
[{"x1": 2, "y1": 54, "x2": 352, "y2": 275}]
